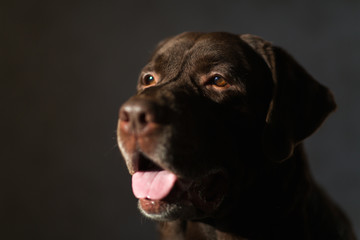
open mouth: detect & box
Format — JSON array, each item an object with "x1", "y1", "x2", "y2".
[
  {"x1": 131, "y1": 152, "x2": 185, "y2": 201},
  {"x1": 132, "y1": 165, "x2": 178, "y2": 201},
  {"x1": 130, "y1": 152, "x2": 228, "y2": 217}
]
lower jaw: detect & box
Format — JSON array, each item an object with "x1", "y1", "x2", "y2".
[
  {"x1": 136, "y1": 179, "x2": 193, "y2": 219},
  {"x1": 138, "y1": 198, "x2": 183, "y2": 221},
  {"x1": 139, "y1": 198, "x2": 169, "y2": 215}
]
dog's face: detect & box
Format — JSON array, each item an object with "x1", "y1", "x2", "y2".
[{"x1": 117, "y1": 32, "x2": 335, "y2": 221}]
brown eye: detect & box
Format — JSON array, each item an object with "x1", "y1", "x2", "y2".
[
  {"x1": 211, "y1": 75, "x2": 229, "y2": 88},
  {"x1": 142, "y1": 74, "x2": 156, "y2": 86}
]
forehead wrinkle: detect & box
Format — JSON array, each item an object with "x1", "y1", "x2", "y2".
[
  {"x1": 151, "y1": 38, "x2": 200, "y2": 81},
  {"x1": 186, "y1": 37, "x2": 249, "y2": 69},
  {"x1": 198, "y1": 47, "x2": 246, "y2": 66}
]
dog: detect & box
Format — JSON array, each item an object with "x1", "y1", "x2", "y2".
[{"x1": 117, "y1": 32, "x2": 355, "y2": 240}]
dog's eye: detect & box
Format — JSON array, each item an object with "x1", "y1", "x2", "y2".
[
  {"x1": 211, "y1": 76, "x2": 229, "y2": 88},
  {"x1": 142, "y1": 74, "x2": 157, "y2": 86}
]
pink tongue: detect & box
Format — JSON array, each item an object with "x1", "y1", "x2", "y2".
[{"x1": 132, "y1": 170, "x2": 177, "y2": 200}]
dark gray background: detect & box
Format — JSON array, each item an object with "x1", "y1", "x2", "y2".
[{"x1": 2, "y1": 0, "x2": 359, "y2": 239}]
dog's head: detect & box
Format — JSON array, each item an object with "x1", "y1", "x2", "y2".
[{"x1": 117, "y1": 32, "x2": 336, "y2": 221}]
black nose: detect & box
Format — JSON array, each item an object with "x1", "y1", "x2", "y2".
[{"x1": 119, "y1": 98, "x2": 159, "y2": 134}]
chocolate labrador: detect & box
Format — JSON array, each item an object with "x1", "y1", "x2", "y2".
[{"x1": 117, "y1": 32, "x2": 355, "y2": 240}]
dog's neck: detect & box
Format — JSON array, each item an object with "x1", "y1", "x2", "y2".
[
  {"x1": 158, "y1": 144, "x2": 319, "y2": 240},
  {"x1": 207, "y1": 144, "x2": 315, "y2": 239}
]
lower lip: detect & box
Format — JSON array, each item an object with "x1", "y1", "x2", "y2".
[{"x1": 139, "y1": 198, "x2": 167, "y2": 214}]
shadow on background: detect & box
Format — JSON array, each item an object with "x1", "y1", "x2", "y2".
[{"x1": 1, "y1": 0, "x2": 359, "y2": 239}]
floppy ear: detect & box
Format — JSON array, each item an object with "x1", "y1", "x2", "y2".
[{"x1": 240, "y1": 34, "x2": 337, "y2": 162}]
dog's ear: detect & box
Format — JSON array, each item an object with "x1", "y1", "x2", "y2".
[{"x1": 240, "y1": 34, "x2": 336, "y2": 162}]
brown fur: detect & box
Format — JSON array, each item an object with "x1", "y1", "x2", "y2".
[{"x1": 117, "y1": 32, "x2": 355, "y2": 239}]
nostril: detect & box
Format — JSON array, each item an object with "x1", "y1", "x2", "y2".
[
  {"x1": 119, "y1": 107, "x2": 130, "y2": 122},
  {"x1": 138, "y1": 112, "x2": 148, "y2": 124}
]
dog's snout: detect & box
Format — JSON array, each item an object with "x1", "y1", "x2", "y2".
[{"x1": 119, "y1": 98, "x2": 158, "y2": 134}]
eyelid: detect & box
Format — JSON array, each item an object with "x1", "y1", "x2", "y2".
[
  {"x1": 140, "y1": 72, "x2": 160, "y2": 87},
  {"x1": 202, "y1": 73, "x2": 231, "y2": 89}
]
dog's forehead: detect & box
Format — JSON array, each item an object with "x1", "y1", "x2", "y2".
[
  {"x1": 145, "y1": 32, "x2": 250, "y2": 75},
  {"x1": 161, "y1": 33, "x2": 246, "y2": 59},
  {"x1": 160, "y1": 32, "x2": 237, "y2": 51}
]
